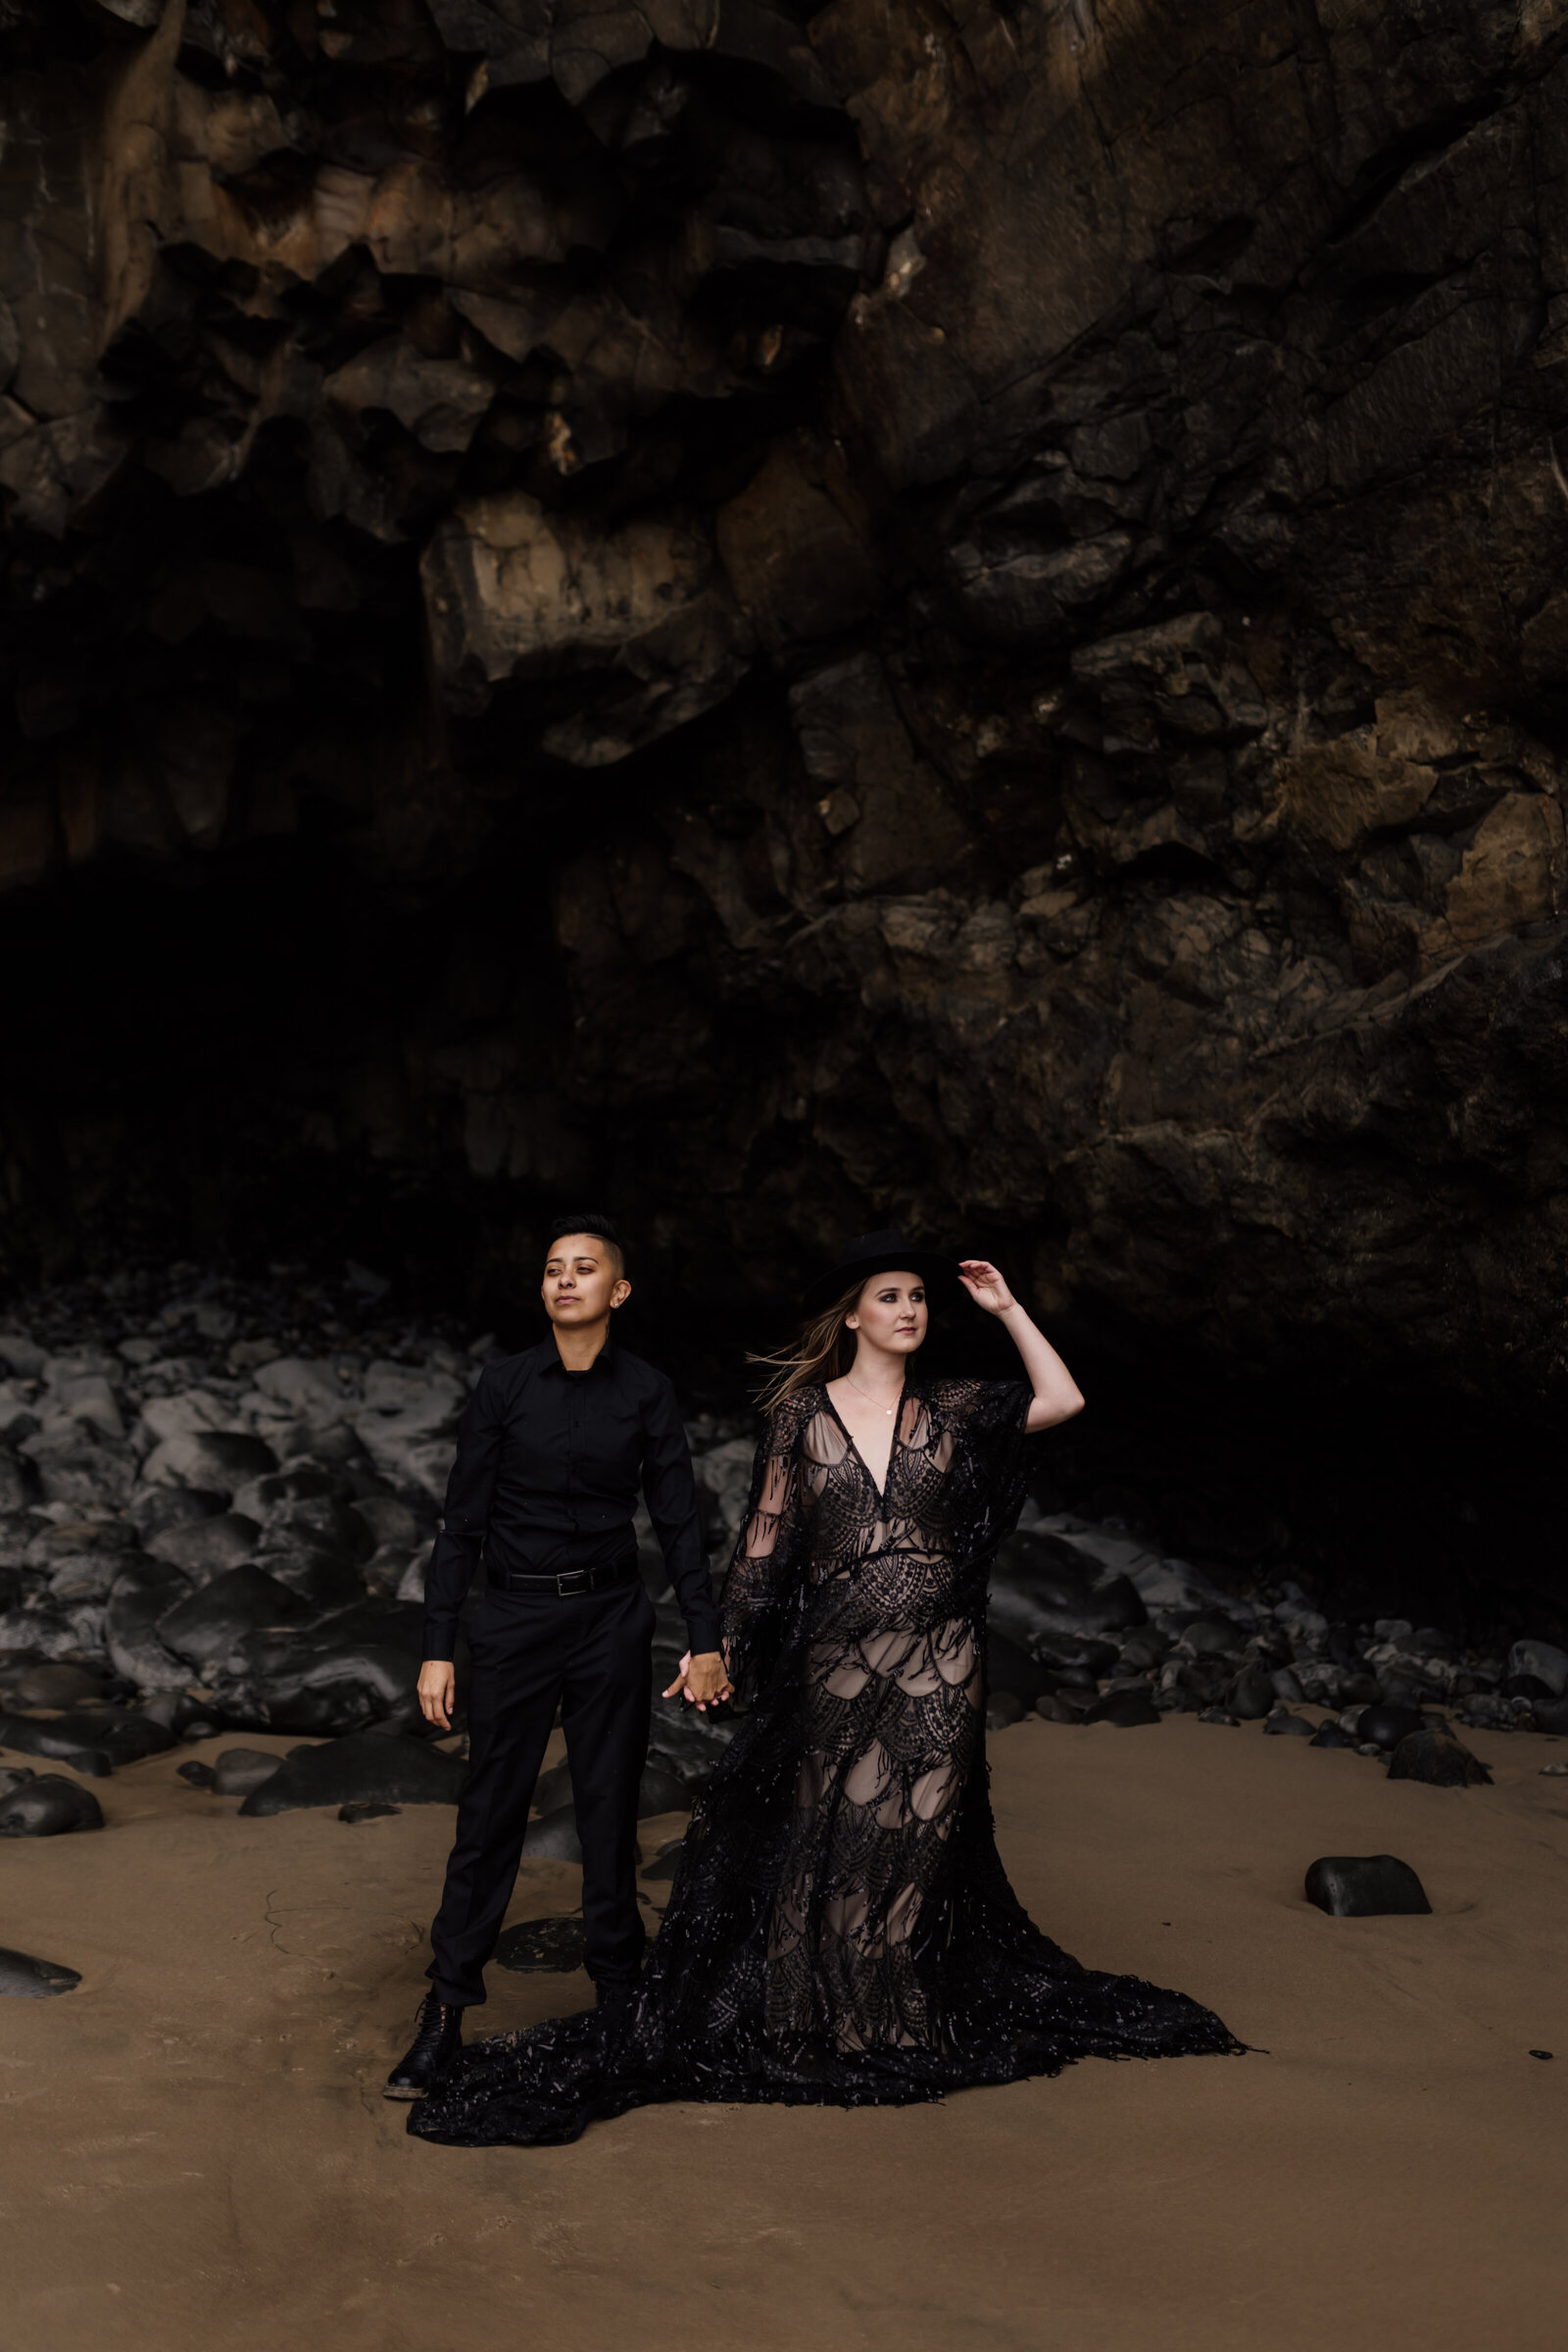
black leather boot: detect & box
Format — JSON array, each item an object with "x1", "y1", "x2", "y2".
[{"x1": 384, "y1": 1992, "x2": 465, "y2": 2098}]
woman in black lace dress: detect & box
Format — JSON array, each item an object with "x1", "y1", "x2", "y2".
[{"x1": 410, "y1": 1231, "x2": 1241, "y2": 2148}]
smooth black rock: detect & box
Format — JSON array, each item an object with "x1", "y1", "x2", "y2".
[
  {"x1": 1034, "y1": 1693, "x2": 1082, "y2": 1723},
  {"x1": 641, "y1": 1838, "x2": 685, "y2": 1882},
  {"x1": 1503, "y1": 1672, "x2": 1556, "y2": 1703},
  {"x1": 1532, "y1": 1696, "x2": 1568, "y2": 1736},
  {"x1": 0, "y1": 1943, "x2": 81, "y2": 1996},
  {"x1": 47, "y1": 1706, "x2": 176, "y2": 1765},
  {"x1": 0, "y1": 1774, "x2": 106, "y2": 1836},
  {"x1": 157, "y1": 1566, "x2": 301, "y2": 1668},
  {"x1": 495, "y1": 1914, "x2": 588, "y2": 1972},
  {"x1": 1116, "y1": 1625, "x2": 1172, "y2": 1671},
  {"x1": 986, "y1": 1690, "x2": 1027, "y2": 1728},
  {"x1": 254, "y1": 1548, "x2": 368, "y2": 1609},
  {"x1": 985, "y1": 1629, "x2": 1054, "y2": 1702},
  {"x1": 1310, "y1": 1721, "x2": 1356, "y2": 1748},
  {"x1": 1035, "y1": 1637, "x2": 1120, "y2": 1677},
  {"x1": 239, "y1": 1730, "x2": 466, "y2": 1815},
  {"x1": 125, "y1": 1486, "x2": 226, "y2": 1541},
  {"x1": 1304, "y1": 1854, "x2": 1432, "y2": 1917},
  {"x1": 339, "y1": 1799, "x2": 400, "y2": 1822},
  {"x1": 1262, "y1": 1707, "x2": 1315, "y2": 1738},
  {"x1": 10, "y1": 1662, "x2": 103, "y2": 1708},
  {"x1": 176, "y1": 1759, "x2": 216, "y2": 1787},
  {"x1": 213, "y1": 1630, "x2": 418, "y2": 1736},
  {"x1": 1356, "y1": 1702, "x2": 1427, "y2": 1751},
  {"x1": 1387, "y1": 1730, "x2": 1492, "y2": 1788},
  {"x1": 1183, "y1": 1617, "x2": 1248, "y2": 1659},
  {"x1": 146, "y1": 1512, "x2": 262, "y2": 1580},
  {"x1": 988, "y1": 1532, "x2": 1147, "y2": 1640},
  {"x1": 1080, "y1": 1689, "x2": 1160, "y2": 1728},
  {"x1": 160, "y1": 1431, "x2": 278, "y2": 1496},
  {"x1": 0, "y1": 1712, "x2": 113, "y2": 1776},
  {"x1": 212, "y1": 1747, "x2": 283, "y2": 1798},
  {"x1": 1507, "y1": 1639, "x2": 1568, "y2": 1696},
  {"x1": 1228, "y1": 1664, "x2": 1276, "y2": 1720}
]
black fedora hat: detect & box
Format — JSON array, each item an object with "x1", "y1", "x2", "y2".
[{"x1": 802, "y1": 1228, "x2": 958, "y2": 1318}]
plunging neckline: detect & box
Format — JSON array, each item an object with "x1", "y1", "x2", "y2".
[{"x1": 821, "y1": 1378, "x2": 906, "y2": 1507}]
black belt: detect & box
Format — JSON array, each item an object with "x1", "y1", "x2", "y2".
[{"x1": 495, "y1": 1556, "x2": 640, "y2": 1598}]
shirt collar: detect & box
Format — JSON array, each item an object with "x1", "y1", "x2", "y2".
[{"x1": 538, "y1": 1331, "x2": 616, "y2": 1377}]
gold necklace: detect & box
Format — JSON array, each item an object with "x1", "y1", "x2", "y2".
[{"x1": 846, "y1": 1373, "x2": 900, "y2": 1416}]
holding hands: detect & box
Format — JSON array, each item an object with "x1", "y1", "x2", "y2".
[{"x1": 663, "y1": 1649, "x2": 734, "y2": 1711}]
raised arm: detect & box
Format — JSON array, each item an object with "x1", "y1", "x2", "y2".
[{"x1": 956, "y1": 1260, "x2": 1085, "y2": 1432}]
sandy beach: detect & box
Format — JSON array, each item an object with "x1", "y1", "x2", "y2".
[{"x1": 3, "y1": 1710, "x2": 1562, "y2": 2352}]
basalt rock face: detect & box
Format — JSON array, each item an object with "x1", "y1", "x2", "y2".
[{"x1": 2, "y1": 7, "x2": 1568, "y2": 1531}]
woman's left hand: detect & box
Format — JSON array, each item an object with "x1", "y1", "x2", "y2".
[{"x1": 957, "y1": 1259, "x2": 1016, "y2": 1316}]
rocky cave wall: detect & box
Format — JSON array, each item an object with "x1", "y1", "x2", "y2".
[{"x1": 2, "y1": 0, "x2": 1568, "y2": 1607}]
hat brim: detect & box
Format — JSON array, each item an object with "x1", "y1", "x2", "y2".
[{"x1": 801, "y1": 1250, "x2": 959, "y2": 1319}]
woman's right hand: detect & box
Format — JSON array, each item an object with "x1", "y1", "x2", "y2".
[{"x1": 417, "y1": 1660, "x2": 456, "y2": 1731}]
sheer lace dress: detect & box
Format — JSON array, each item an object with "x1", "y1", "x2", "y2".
[{"x1": 410, "y1": 1377, "x2": 1242, "y2": 2148}]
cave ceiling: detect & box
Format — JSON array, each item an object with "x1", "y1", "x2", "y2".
[{"x1": 0, "y1": 0, "x2": 1565, "y2": 1425}]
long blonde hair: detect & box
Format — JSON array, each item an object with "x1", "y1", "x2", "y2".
[{"x1": 751, "y1": 1279, "x2": 883, "y2": 1413}]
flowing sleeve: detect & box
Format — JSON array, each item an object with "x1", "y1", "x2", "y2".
[
  {"x1": 717, "y1": 1398, "x2": 807, "y2": 1703},
  {"x1": 933, "y1": 1377, "x2": 1034, "y2": 1566}
]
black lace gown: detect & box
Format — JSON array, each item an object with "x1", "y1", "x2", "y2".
[{"x1": 409, "y1": 1378, "x2": 1242, "y2": 2148}]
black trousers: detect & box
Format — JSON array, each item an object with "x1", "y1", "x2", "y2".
[{"x1": 427, "y1": 1578, "x2": 655, "y2": 2009}]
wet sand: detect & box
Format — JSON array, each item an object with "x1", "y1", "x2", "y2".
[{"x1": 2, "y1": 1714, "x2": 1562, "y2": 2352}]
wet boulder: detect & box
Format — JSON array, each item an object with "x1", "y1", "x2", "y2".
[
  {"x1": 1304, "y1": 1855, "x2": 1432, "y2": 1917},
  {"x1": 156, "y1": 1567, "x2": 303, "y2": 1670},
  {"x1": 1388, "y1": 1730, "x2": 1492, "y2": 1787},
  {"x1": 1310, "y1": 1720, "x2": 1357, "y2": 1748},
  {"x1": 23, "y1": 1428, "x2": 136, "y2": 1509},
  {"x1": 10, "y1": 1661, "x2": 104, "y2": 1708},
  {"x1": 105, "y1": 1563, "x2": 196, "y2": 1693},
  {"x1": 1507, "y1": 1639, "x2": 1568, "y2": 1697},
  {"x1": 252, "y1": 1546, "x2": 367, "y2": 1609},
  {"x1": 145, "y1": 1512, "x2": 262, "y2": 1581},
  {"x1": 239, "y1": 1729, "x2": 466, "y2": 1815},
  {"x1": 1116, "y1": 1625, "x2": 1172, "y2": 1672},
  {"x1": 45, "y1": 1705, "x2": 175, "y2": 1766},
  {"x1": 347, "y1": 1494, "x2": 421, "y2": 1552},
  {"x1": 0, "y1": 1943, "x2": 80, "y2": 1996},
  {"x1": 141, "y1": 1430, "x2": 278, "y2": 1499},
  {"x1": 1081, "y1": 1688, "x2": 1160, "y2": 1727},
  {"x1": 990, "y1": 1531, "x2": 1148, "y2": 1646},
  {"x1": 1227, "y1": 1664, "x2": 1277, "y2": 1720},
  {"x1": 1178, "y1": 1617, "x2": 1249, "y2": 1660},
  {"x1": 1356, "y1": 1702, "x2": 1428, "y2": 1752},
  {"x1": 212, "y1": 1747, "x2": 284, "y2": 1799},
  {"x1": 0, "y1": 1712, "x2": 114, "y2": 1775},
  {"x1": 212, "y1": 1627, "x2": 420, "y2": 1735},
  {"x1": 125, "y1": 1485, "x2": 227, "y2": 1542},
  {"x1": 0, "y1": 1773, "x2": 105, "y2": 1835},
  {"x1": 1263, "y1": 1706, "x2": 1315, "y2": 1738}
]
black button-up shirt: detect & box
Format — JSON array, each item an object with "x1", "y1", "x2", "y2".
[{"x1": 421, "y1": 1336, "x2": 719, "y2": 1663}]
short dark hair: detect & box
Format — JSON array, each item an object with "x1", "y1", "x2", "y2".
[{"x1": 543, "y1": 1211, "x2": 625, "y2": 1277}]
